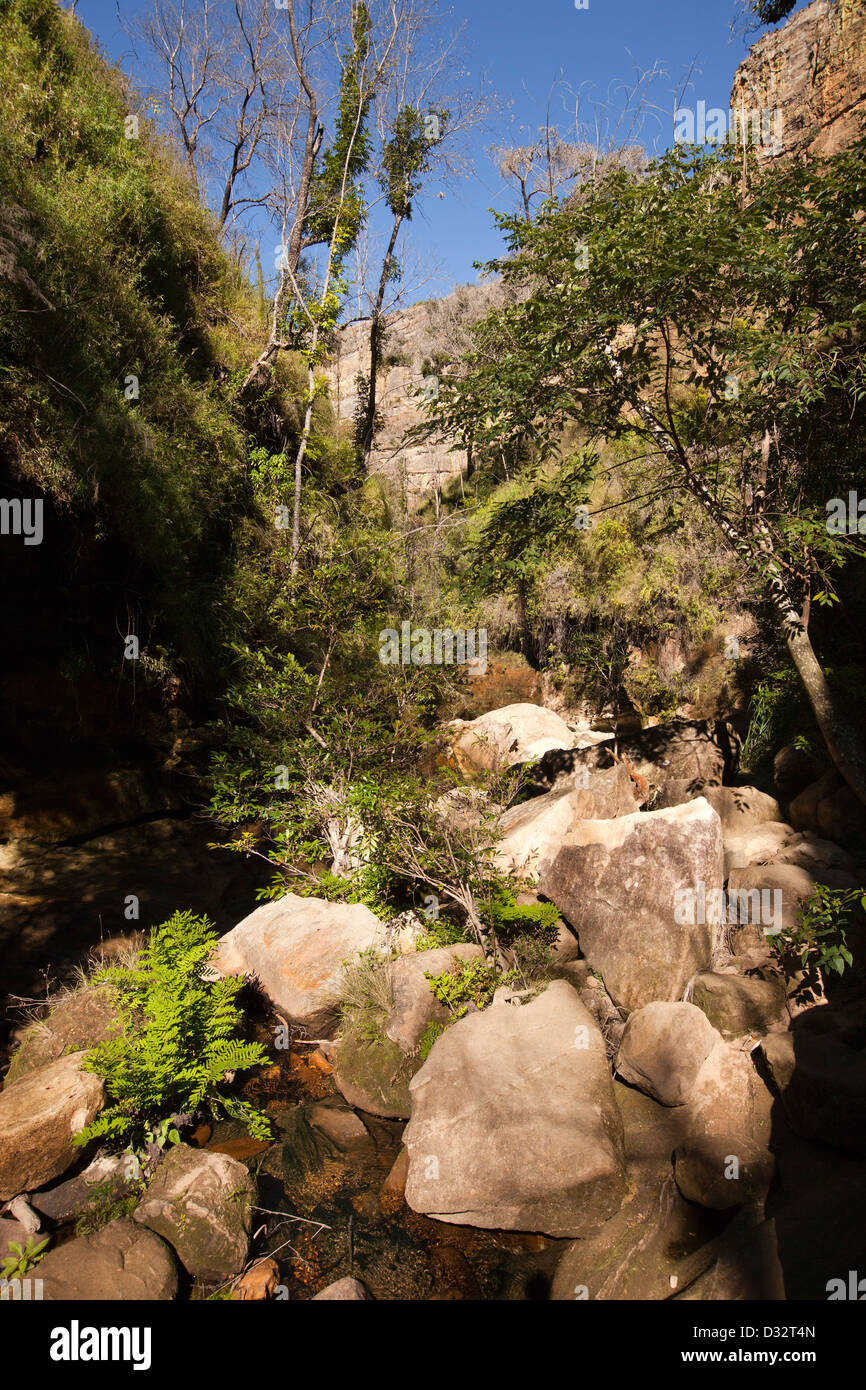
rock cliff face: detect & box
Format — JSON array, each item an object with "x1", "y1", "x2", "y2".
[
  {"x1": 323, "y1": 280, "x2": 506, "y2": 512},
  {"x1": 730, "y1": 0, "x2": 866, "y2": 160}
]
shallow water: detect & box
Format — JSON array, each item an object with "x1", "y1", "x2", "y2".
[{"x1": 192, "y1": 1046, "x2": 565, "y2": 1301}]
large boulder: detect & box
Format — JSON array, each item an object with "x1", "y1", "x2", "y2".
[
  {"x1": 789, "y1": 770, "x2": 866, "y2": 847},
  {"x1": 5, "y1": 986, "x2": 117, "y2": 1085},
  {"x1": 682, "y1": 1038, "x2": 774, "y2": 1155},
  {"x1": 0, "y1": 1051, "x2": 104, "y2": 1201},
  {"x1": 523, "y1": 742, "x2": 617, "y2": 796},
  {"x1": 771, "y1": 830, "x2": 856, "y2": 876},
  {"x1": 550, "y1": 1177, "x2": 703, "y2": 1301},
  {"x1": 36, "y1": 1219, "x2": 177, "y2": 1300},
  {"x1": 674, "y1": 1134, "x2": 775, "y2": 1210},
  {"x1": 403, "y1": 980, "x2": 626, "y2": 1237},
  {"x1": 615, "y1": 1001, "x2": 720, "y2": 1106},
  {"x1": 658, "y1": 784, "x2": 783, "y2": 838},
  {"x1": 446, "y1": 702, "x2": 579, "y2": 777},
  {"x1": 613, "y1": 1081, "x2": 689, "y2": 1186},
  {"x1": 133, "y1": 1145, "x2": 255, "y2": 1281},
  {"x1": 616, "y1": 719, "x2": 735, "y2": 793},
  {"x1": 31, "y1": 1153, "x2": 129, "y2": 1223},
  {"x1": 672, "y1": 1213, "x2": 785, "y2": 1300},
  {"x1": 691, "y1": 971, "x2": 787, "y2": 1039},
  {"x1": 725, "y1": 862, "x2": 816, "y2": 937},
  {"x1": 494, "y1": 765, "x2": 642, "y2": 880},
  {"x1": 702, "y1": 786, "x2": 783, "y2": 835},
  {"x1": 538, "y1": 798, "x2": 724, "y2": 1012},
  {"x1": 385, "y1": 944, "x2": 482, "y2": 1054},
  {"x1": 724, "y1": 821, "x2": 793, "y2": 870},
  {"x1": 211, "y1": 893, "x2": 387, "y2": 1037},
  {"x1": 307, "y1": 1101, "x2": 375, "y2": 1158},
  {"x1": 332, "y1": 1036, "x2": 415, "y2": 1120}
]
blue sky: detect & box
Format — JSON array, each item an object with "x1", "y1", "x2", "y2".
[{"x1": 74, "y1": 0, "x2": 810, "y2": 303}]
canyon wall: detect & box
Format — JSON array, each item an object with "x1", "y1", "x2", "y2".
[
  {"x1": 323, "y1": 280, "x2": 506, "y2": 513},
  {"x1": 730, "y1": 0, "x2": 866, "y2": 159}
]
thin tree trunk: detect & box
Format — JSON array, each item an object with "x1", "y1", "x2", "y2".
[
  {"x1": 360, "y1": 210, "x2": 403, "y2": 464},
  {"x1": 601, "y1": 338, "x2": 866, "y2": 807},
  {"x1": 291, "y1": 358, "x2": 316, "y2": 574}
]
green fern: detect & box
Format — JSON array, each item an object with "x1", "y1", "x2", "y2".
[{"x1": 73, "y1": 910, "x2": 272, "y2": 1149}]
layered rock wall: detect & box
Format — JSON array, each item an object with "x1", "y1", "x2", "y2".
[
  {"x1": 323, "y1": 280, "x2": 506, "y2": 512},
  {"x1": 730, "y1": 0, "x2": 866, "y2": 159}
]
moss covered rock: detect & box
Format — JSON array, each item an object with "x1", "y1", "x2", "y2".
[{"x1": 133, "y1": 1144, "x2": 254, "y2": 1281}]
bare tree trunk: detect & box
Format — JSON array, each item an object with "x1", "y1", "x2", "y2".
[
  {"x1": 359, "y1": 209, "x2": 404, "y2": 465},
  {"x1": 601, "y1": 338, "x2": 866, "y2": 807},
  {"x1": 240, "y1": 106, "x2": 323, "y2": 396},
  {"x1": 291, "y1": 359, "x2": 316, "y2": 574}
]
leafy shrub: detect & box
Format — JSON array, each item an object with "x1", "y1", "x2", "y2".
[
  {"x1": 1, "y1": 1237, "x2": 50, "y2": 1281},
  {"x1": 487, "y1": 892, "x2": 560, "y2": 941},
  {"x1": 73, "y1": 910, "x2": 272, "y2": 1150},
  {"x1": 425, "y1": 956, "x2": 504, "y2": 1016},
  {"x1": 741, "y1": 668, "x2": 807, "y2": 771},
  {"x1": 772, "y1": 885, "x2": 863, "y2": 980}
]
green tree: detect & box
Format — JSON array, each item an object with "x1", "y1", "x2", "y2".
[
  {"x1": 431, "y1": 141, "x2": 866, "y2": 804},
  {"x1": 356, "y1": 104, "x2": 444, "y2": 461},
  {"x1": 751, "y1": 0, "x2": 797, "y2": 26}
]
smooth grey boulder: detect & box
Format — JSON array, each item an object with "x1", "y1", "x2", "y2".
[
  {"x1": 447, "y1": 702, "x2": 578, "y2": 777},
  {"x1": 615, "y1": 1001, "x2": 720, "y2": 1106},
  {"x1": 702, "y1": 786, "x2": 783, "y2": 836},
  {"x1": 550, "y1": 1178, "x2": 709, "y2": 1301},
  {"x1": 726, "y1": 862, "x2": 816, "y2": 937},
  {"x1": 385, "y1": 944, "x2": 482, "y2": 1054},
  {"x1": 5, "y1": 986, "x2": 117, "y2": 1085},
  {"x1": 307, "y1": 1101, "x2": 375, "y2": 1157},
  {"x1": 724, "y1": 821, "x2": 792, "y2": 869},
  {"x1": 37, "y1": 1219, "x2": 177, "y2": 1300},
  {"x1": 403, "y1": 980, "x2": 626, "y2": 1237},
  {"x1": 615, "y1": 719, "x2": 733, "y2": 789},
  {"x1": 682, "y1": 1038, "x2": 774, "y2": 1156},
  {"x1": 772, "y1": 830, "x2": 855, "y2": 875},
  {"x1": 312, "y1": 1277, "x2": 373, "y2": 1300},
  {"x1": 133, "y1": 1144, "x2": 255, "y2": 1281},
  {"x1": 31, "y1": 1152, "x2": 129, "y2": 1223},
  {"x1": 538, "y1": 798, "x2": 724, "y2": 1012}
]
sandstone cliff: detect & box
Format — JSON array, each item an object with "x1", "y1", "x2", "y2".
[
  {"x1": 323, "y1": 280, "x2": 507, "y2": 513},
  {"x1": 730, "y1": 0, "x2": 866, "y2": 159}
]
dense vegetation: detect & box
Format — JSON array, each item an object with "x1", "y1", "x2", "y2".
[{"x1": 2, "y1": 0, "x2": 865, "y2": 935}]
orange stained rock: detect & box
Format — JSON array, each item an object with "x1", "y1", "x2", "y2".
[{"x1": 233, "y1": 1258, "x2": 280, "y2": 1300}]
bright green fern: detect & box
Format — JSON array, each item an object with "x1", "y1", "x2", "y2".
[{"x1": 73, "y1": 910, "x2": 272, "y2": 1150}]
